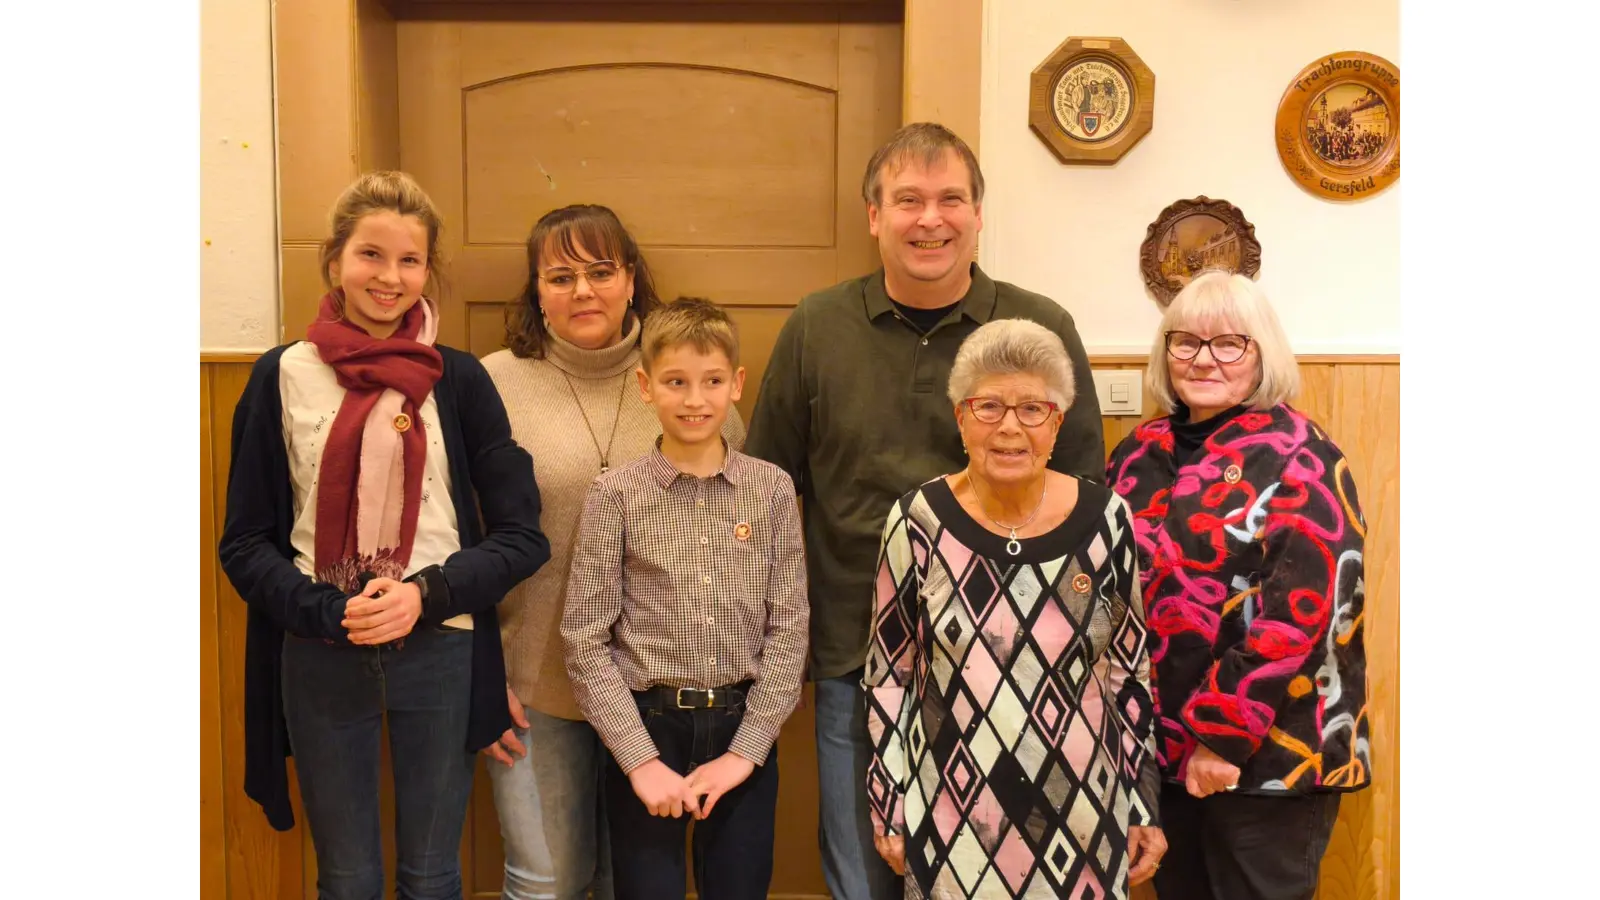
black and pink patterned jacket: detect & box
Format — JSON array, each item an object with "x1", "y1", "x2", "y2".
[{"x1": 1105, "y1": 403, "x2": 1372, "y2": 795}]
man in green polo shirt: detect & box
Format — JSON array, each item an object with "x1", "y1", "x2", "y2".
[{"x1": 744, "y1": 121, "x2": 1103, "y2": 900}]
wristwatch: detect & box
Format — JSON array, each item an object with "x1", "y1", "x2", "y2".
[{"x1": 404, "y1": 565, "x2": 452, "y2": 617}]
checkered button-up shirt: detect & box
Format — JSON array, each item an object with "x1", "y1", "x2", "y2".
[{"x1": 561, "y1": 442, "x2": 809, "y2": 773}]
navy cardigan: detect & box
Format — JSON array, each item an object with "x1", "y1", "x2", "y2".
[{"x1": 219, "y1": 342, "x2": 550, "y2": 831}]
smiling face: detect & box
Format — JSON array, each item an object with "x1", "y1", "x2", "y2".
[
  {"x1": 329, "y1": 210, "x2": 430, "y2": 338},
  {"x1": 955, "y1": 372, "x2": 1063, "y2": 487},
  {"x1": 1166, "y1": 320, "x2": 1261, "y2": 419},
  {"x1": 536, "y1": 236, "x2": 636, "y2": 350},
  {"x1": 637, "y1": 343, "x2": 746, "y2": 451},
  {"x1": 867, "y1": 148, "x2": 983, "y2": 302}
]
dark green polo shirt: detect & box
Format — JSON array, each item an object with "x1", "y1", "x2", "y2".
[{"x1": 744, "y1": 264, "x2": 1104, "y2": 679}]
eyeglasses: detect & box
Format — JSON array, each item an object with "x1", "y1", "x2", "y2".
[
  {"x1": 962, "y1": 398, "x2": 1060, "y2": 427},
  {"x1": 538, "y1": 261, "x2": 623, "y2": 295},
  {"x1": 1165, "y1": 331, "x2": 1252, "y2": 364}
]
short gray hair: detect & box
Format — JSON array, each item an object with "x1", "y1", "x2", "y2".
[
  {"x1": 947, "y1": 318, "x2": 1076, "y2": 409},
  {"x1": 1145, "y1": 271, "x2": 1300, "y2": 413}
]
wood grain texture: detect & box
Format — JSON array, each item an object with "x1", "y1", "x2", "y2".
[
  {"x1": 201, "y1": 367, "x2": 226, "y2": 900},
  {"x1": 274, "y1": 0, "x2": 357, "y2": 243},
  {"x1": 1027, "y1": 37, "x2": 1155, "y2": 165},
  {"x1": 208, "y1": 361, "x2": 307, "y2": 900},
  {"x1": 460, "y1": 66, "x2": 840, "y2": 247},
  {"x1": 902, "y1": 0, "x2": 982, "y2": 146},
  {"x1": 357, "y1": 0, "x2": 402, "y2": 173}
]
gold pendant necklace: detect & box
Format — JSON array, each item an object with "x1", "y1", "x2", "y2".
[{"x1": 560, "y1": 370, "x2": 628, "y2": 474}]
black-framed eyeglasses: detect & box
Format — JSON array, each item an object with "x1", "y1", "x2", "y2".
[
  {"x1": 538, "y1": 260, "x2": 623, "y2": 295},
  {"x1": 1165, "y1": 331, "x2": 1252, "y2": 364},
  {"x1": 962, "y1": 398, "x2": 1060, "y2": 427}
]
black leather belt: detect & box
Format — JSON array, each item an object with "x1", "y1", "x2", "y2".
[{"x1": 633, "y1": 680, "x2": 754, "y2": 710}]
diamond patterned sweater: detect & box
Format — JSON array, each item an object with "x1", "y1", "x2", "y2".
[{"x1": 864, "y1": 476, "x2": 1160, "y2": 899}]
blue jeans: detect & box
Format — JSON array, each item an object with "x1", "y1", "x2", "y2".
[
  {"x1": 815, "y1": 668, "x2": 902, "y2": 900},
  {"x1": 605, "y1": 697, "x2": 780, "y2": 900},
  {"x1": 280, "y1": 626, "x2": 477, "y2": 900},
  {"x1": 486, "y1": 706, "x2": 614, "y2": 900}
]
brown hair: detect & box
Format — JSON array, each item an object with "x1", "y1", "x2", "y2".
[
  {"x1": 860, "y1": 122, "x2": 986, "y2": 207},
  {"x1": 505, "y1": 204, "x2": 661, "y2": 358},
  {"x1": 640, "y1": 296, "x2": 740, "y2": 372},
  {"x1": 319, "y1": 171, "x2": 446, "y2": 295}
]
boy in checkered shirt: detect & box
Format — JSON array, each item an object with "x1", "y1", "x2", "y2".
[{"x1": 561, "y1": 297, "x2": 808, "y2": 900}]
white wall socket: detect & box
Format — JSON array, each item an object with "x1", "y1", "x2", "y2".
[{"x1": 1091, "y1": 369, "x2": 1143, "y2": 417}]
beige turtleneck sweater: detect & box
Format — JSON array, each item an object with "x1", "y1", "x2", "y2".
[{"x1": 482, "y1": 320, "x2": 747, "y2": 719}]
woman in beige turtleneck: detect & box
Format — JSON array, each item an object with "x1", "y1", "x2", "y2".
[{"x1": 481, "y1": 204, "x2": 744, "y2": 900}]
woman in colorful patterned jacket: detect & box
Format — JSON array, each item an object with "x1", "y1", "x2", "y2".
[
  {"x1": 1105, "y1": 271, "x2": 1371, "y2": 900},
  {"x1": 864, "y1": 318, "x2": 1166, "y2": 899}
]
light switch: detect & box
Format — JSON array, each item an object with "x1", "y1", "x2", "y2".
[{"x1": 1090, "y1": 369, "x2": 1143, "y2": 417}]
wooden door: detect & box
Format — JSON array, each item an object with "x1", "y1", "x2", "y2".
[{"x1": 396, "y1": 5, "x2": 903, "y2": 896}]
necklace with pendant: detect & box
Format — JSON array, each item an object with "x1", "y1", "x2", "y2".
[
  {"x1": 560, "y1": 370, "x2": 628, "y2": 474},
  {"x1": 978, "y1": 482, "x2": 1049, "y2": 556}
]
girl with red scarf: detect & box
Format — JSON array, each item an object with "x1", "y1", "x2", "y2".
[{"x1": 219, "y1": 171, "x2": 550, "y2": 899}]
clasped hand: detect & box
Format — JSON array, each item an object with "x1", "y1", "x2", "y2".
[
  {"x1": 628, "y1": 753, "x2": 755, "y2": 820},
  {"x1": 341, "y1": 577, "x2": 422, "y2": 645}
]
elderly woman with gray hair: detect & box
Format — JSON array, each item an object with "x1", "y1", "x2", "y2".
[
  {"x1": 862, "y1": 318, "x2": 1165, "y2": 899},
  {"x1": 1106, "y1": 272, "x2": 1371, "y2": 900}
]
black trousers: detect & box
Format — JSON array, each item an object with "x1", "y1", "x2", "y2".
[
  {"x1": 1153, "y1": 782, "x2": 1342, "y2": 900},
  {"x1": 605, "y1": 698, "x2": 779, "y2": 900}
]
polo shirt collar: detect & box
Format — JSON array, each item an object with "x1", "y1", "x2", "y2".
[{"x1": 863, "y1": 263, "x2": 999, "y2": 325}]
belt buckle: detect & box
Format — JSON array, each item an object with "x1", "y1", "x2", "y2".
[{"x1": 675, "y1": 687, "x2": 714, "y2": 709}]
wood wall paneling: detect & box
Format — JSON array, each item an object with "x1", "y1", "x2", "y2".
[
  {"x1": 206, "y1": 361, "x2": 307, "y2": 900},
  {"x1": 200, "y1": 366, "x2": 226, "y2": 900}
]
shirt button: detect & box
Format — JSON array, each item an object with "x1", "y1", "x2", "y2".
[
  {"x1": 708, "y1": 657, "x2": 716, "y2": 665},
  {"x1": 703, "y1": 575, "x2": 712, "y2": 584},
  {"x1": 706, "y1": 616, "x2": 714, "y2": 625},
  {"x1": 696, "y1": 499, "x2": 705, "y2": 507},
  {"x1": 700, "y1": 536, "x2": 709, "y2": 545},
  {"x1": 920, "y1": 338, "x2": 929, "y2": 346}
]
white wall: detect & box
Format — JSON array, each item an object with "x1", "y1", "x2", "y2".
[
  {"x1": 200, "y1": 0, "x2": 279, "y2": 352},
  {"x1": 978, "y1": 0, "x2": 1399, "y2": 354}
]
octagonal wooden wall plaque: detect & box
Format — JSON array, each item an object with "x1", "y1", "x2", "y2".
[{"x1": 1028, "y1": 37, "x2": 1155, "y2": 165}]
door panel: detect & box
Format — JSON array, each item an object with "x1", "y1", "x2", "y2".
[{"x1": 462, "y1": 66, "x2": 838, "y2": 247}]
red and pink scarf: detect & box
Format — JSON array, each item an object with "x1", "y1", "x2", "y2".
[{"x1": 305, "y1": 291, "x2": 444, "y2": 592}]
